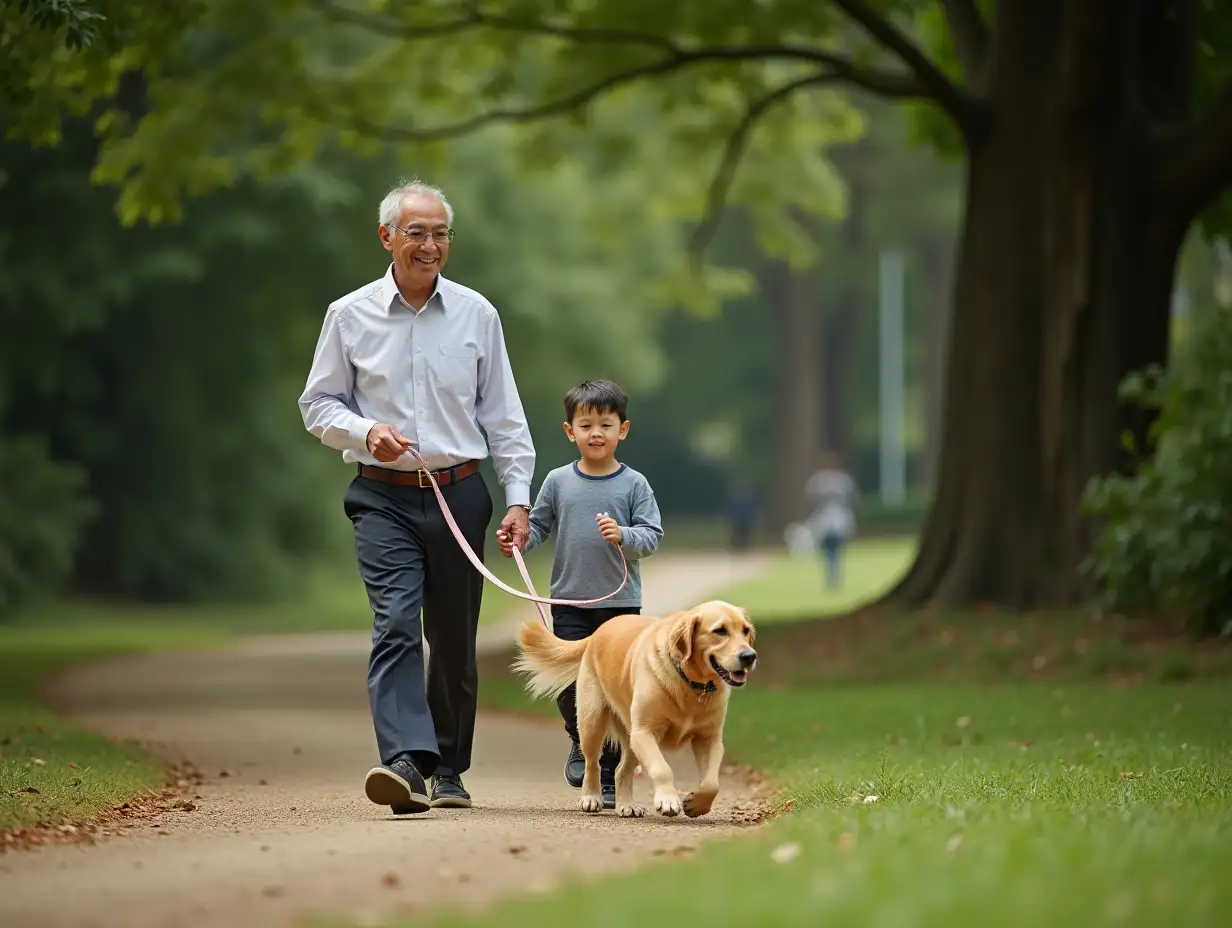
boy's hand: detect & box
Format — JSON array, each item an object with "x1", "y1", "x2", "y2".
[
  {"x1": 596, "y1": 512, "x2": 623, "y2": 546},
  {"x1": 495, "y1": 526, "x2": 523, "y2": 558}
]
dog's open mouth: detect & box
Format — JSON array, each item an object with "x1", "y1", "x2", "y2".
[{"x1": 710, "y1": 656, "x2": 748, "y2": 688}]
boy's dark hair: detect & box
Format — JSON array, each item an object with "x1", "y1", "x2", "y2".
[{"x1": 563, "y1": 379, "x2": 628, "y2": 422}]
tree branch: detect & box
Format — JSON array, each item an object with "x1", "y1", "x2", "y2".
[
  {"x1": 312, "y1": 1, "x2": 966, "y2": 112},
  {"x1": 939, "y1": 0, "x2": 988, "y2": 84},
  {"x1": 830, "y1": 0, "x2": 982, "y2": 126},
  {"x1": 1153, "y1": 81, "x2": 1232, "y2": 230},
  {"x1": 313, "y1": 44, "x2": 926, "y2": 145},
  {"x1": 688, "y1": 71, "x2": 841, "y2": 264}
]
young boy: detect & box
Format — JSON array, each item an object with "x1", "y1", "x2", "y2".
[{"x1": 497, "y1": 379, "x2": 663, "y2": 807}]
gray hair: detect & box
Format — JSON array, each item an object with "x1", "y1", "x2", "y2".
[{"x1": 378, "y1": 179, "x2": 454, "y2": 229}]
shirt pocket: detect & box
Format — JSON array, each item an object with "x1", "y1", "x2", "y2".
[{"x1": 433, "y1": 343, "x2": 478, "y2": 397}]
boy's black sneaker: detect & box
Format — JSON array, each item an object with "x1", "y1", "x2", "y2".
[
  {"x1": 564, "y1": 740, "x2": 585, "y2": 788},
  {"x1": 364, "y1": 757, "x2": 431, "y2": 815}
]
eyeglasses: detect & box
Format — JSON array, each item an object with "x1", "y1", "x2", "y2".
[{"x1": 393, "y1": 225, "x2": 455, "y2": 244}]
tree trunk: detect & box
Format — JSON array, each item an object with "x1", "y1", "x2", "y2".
[
  {"x1": 886, "y1": 0, "x2": 1183, "y2": 609},
  {"x1": 921, "y1": 242, "x2": 954, "y2": 493},
  {"x1": 820, "y1": 138, "x2": 870, "y2": 463},
  {"x1": 763, "y1": 262, "x2": 823, "y2": 533}
]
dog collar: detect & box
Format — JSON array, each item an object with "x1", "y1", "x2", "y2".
[{"x1": 671, "y1": 658, "x2": 717, "y2": 694}]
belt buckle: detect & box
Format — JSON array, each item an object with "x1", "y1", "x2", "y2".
[{"x1": 417, "y1": 469, "x2": 433, "y2": 489}]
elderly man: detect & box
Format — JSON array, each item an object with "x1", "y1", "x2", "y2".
[{"x1": 298, "y1": 179, "x2": 534, "y2": 813}]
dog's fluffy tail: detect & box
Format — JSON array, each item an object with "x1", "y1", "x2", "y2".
[{"x1": 510, "y1": 617, "x2": 588, "y2": 700}]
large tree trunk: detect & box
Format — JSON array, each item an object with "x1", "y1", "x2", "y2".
[{"x1": 886, "y1": 0, "x2": 1188, "y2": 609}]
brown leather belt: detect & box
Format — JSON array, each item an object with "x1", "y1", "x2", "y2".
[{"x1": 357, "y1": 459, "x2": 480, "y2": 488}]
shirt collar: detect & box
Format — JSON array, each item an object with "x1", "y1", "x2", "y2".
[{"x1": 380, "y1": 263, "x2": 446, "y2": 314}]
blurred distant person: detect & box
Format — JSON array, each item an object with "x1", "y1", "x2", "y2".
[
  {"x1": 806, "y1": 451, "x2": 859, "y2": 589},
  {"x1": 725, "y1": 479, "x2": 759, "y2": 552},
  {"x1": 298, "y1": 179, "x2": 535, "y2": 815}
]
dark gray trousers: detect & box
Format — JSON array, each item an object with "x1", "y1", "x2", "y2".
[{"x1": 343, "y1": 469, "x2": 493, "y2": 778}]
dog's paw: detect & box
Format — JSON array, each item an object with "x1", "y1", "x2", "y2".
[
  {"x1": 654, "y1": 792, "x2": 683, "y2": 817},
  {"x1": 618, "y1": 802, "x2": 646, "y2": 818},
  {"x1": 682, "y1": 789, "x2": 716, "y2": 818},
  {"x1": 580, "y1": 794, "x2": 604, "y2": 814}
]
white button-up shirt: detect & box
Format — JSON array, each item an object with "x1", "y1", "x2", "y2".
[{"x1": 298, "y1": 264, "x2": 535, "y2": 508}]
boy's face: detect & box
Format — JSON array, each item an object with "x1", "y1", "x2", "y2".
[{"x1": 563, "y1": 406, "x2": 629, "y2": 463}]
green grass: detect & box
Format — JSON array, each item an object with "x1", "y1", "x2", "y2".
[
  {"x1": 712, "y1": 536, "x2": 916, "y2": 622},
  {"x1": 0, "y1": 624, "x2": 225, "y2": 832},
  {"x1": 419, "y1": 679, "x2": 1232, "y2": 927}
]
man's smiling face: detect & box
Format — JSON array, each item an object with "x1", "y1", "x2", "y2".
[{"x1": 380, "y1": 193, "x2": 451, "y2": 290}]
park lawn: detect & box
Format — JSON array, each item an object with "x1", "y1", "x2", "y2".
[
  {"x1": 432, "y1": 675, "x2": 1232, "y2": 928},
  {"x1": 0, "y1": 623, "x2": 225, "y2": 832},
  {"x1": 712, "y1": 536, "x2": 916, "y2": 623}
]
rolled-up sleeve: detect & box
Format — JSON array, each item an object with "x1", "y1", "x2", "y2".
[
  {"x1": 476, "y1": 307, "x2": 535, "y2": 508},
  {"x1": 298, "y1": 305, "x2": 377, "y2": 453}
]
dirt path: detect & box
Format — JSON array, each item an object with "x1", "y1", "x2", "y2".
[{"x1": 0, "y1": 552, "x2": 771, "y2": 928}]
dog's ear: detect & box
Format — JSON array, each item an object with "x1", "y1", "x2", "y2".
[
  {"x1": 742, "y1": 607, "x2": 757, "y2": 647},
  {"x1": 669, "y1": 609, "x2": 701, "y2": 664}
]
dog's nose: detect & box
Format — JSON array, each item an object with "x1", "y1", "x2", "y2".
[{"x1": 737, "y1": 648, "x2": 758, "y2": 667}]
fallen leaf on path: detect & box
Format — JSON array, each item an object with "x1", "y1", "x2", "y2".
[
  {"x1": 262, "y1": 886, "x2": 284, "y2": 898},
  {"x1": 507, "y1": 845, "x2": 527, "y2": 855},
  {"x1": 770, "y1": 842, "x2": 801, "y2": 863},
  {"x1": 173, "y1": 799, "x2": 196, "y2": 811},
  {"x1": 381, "y1": 872, "x2": 400, "y2": 888},
  {"x1": 652, "y1": 844, "x2": 695, "y2": 858}
]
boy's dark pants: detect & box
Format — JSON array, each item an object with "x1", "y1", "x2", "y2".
[{"x1": 551, "y1": 604, "x2": 641, "y2": 777}]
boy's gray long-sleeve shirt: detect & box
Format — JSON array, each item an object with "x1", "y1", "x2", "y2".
[{"x1": 524, "y1": 461, "x2": 663, "y2": 608}]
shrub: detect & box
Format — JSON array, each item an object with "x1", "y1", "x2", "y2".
[
  {"x1": 0, "y1": 436, "x2": 96, "y2": 616},
  {"x1": 1081, "y1": 305, "x2": 1232, "y2": 636}
]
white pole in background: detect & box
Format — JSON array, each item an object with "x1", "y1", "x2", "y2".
[{"x1": 879, "y1": 248, "x2": 906, "y2": 506}]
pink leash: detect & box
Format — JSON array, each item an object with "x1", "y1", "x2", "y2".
[{"x1": 404, "y1": 448, "x2": 628, "y2": 629}]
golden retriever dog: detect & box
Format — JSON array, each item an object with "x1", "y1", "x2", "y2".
[{"x1": 512, "y1": 600, "x2": 757, "y2": 819}]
